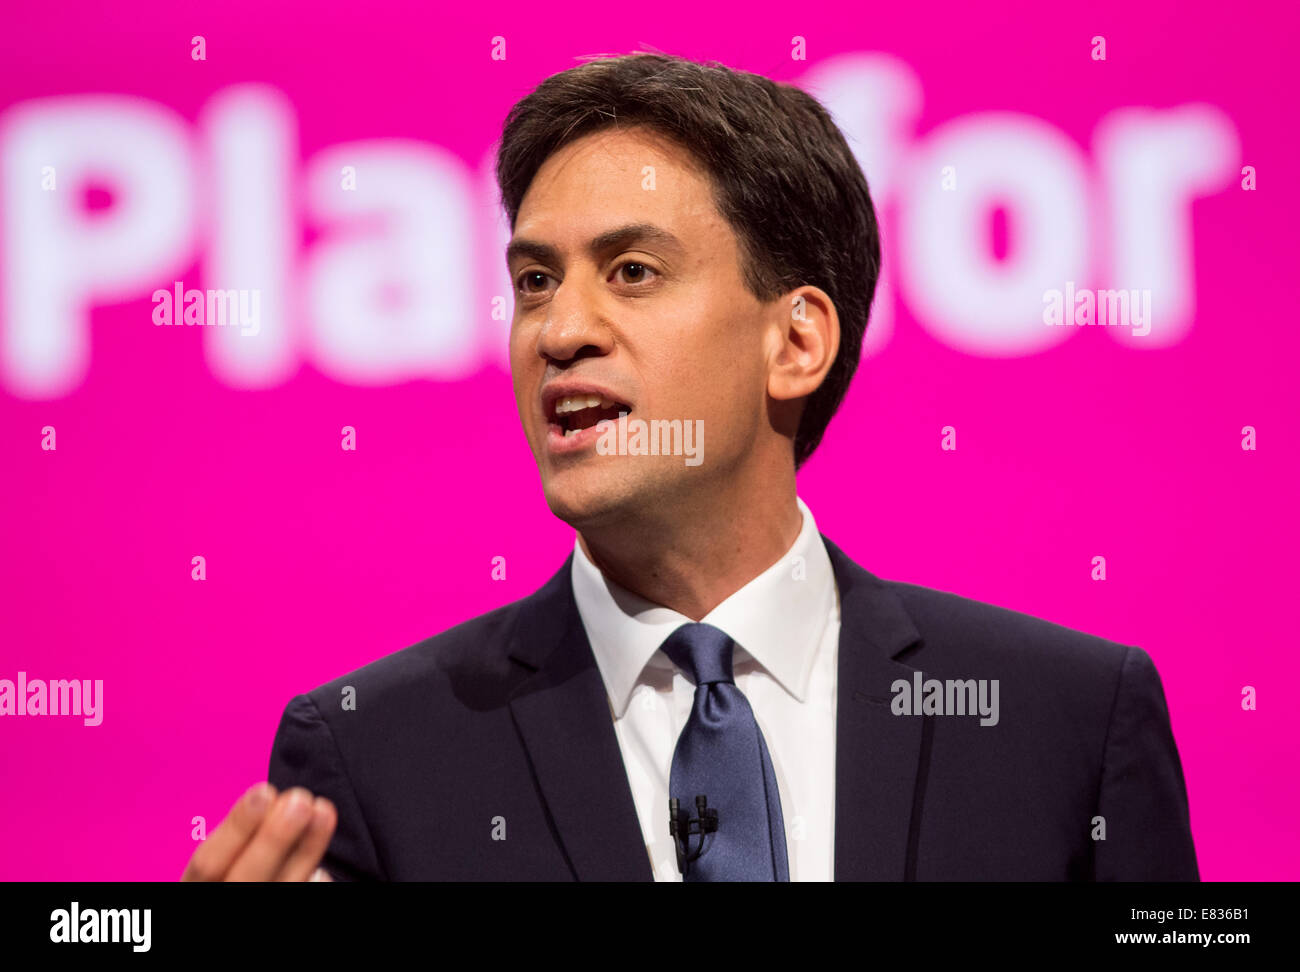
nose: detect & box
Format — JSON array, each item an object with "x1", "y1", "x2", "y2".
[{"x1": 535, "y1": 275, "x2": 614, "y2": 366}]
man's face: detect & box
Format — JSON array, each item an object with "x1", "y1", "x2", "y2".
[{"x1": 507, "y1": 126, "x2": 776, "y2": 529}]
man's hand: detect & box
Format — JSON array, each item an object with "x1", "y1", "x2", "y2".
[{"x1": 182, "y1": 783, "x2": 338, "y2": 882}]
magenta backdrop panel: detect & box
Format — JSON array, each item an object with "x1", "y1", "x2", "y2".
[{"x1": 1, "y1": 1, "x2": 1296, "y2": 880}]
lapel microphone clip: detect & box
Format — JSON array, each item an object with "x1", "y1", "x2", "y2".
[{"x1": 668, "y1": 794, "x2": 719, "y2": 877}]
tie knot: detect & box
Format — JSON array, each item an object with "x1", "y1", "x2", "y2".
[{"x1": 660, "y1": 622, "x2": 735, "y2": 686}]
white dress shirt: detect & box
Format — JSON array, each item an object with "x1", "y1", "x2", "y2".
[{"x1": 570, "y1": 495, "x2": 841, "y2": 881}]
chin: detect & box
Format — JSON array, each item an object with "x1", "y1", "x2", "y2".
[
  {"x1": 544, "y1": 493, "x2": 630, "y2": 534},
  {"x1": 535, "y1": 460, "x2": 611, "y2": 519},
  {"x1": 540, "y1": 466, "x2": 629, "y2": 530},
  {"x1": 541, "y1": 457, "x2": 699, "y2": 535}
]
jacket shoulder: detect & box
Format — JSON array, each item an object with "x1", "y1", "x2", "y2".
[
  {"x1": 883, "y1": 577, "x2": 1131, "y2": 672},
  {"x1": 301, "y1": 593, "x2": 532, "y2": 713}
]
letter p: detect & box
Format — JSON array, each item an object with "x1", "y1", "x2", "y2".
[{"x1": 1, "y1": 96, "x2": 197, "y2": 397}]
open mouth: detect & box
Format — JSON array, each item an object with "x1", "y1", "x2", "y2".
[{"x1": 550, "y1": 394, "x2": 633, "y2": 437}]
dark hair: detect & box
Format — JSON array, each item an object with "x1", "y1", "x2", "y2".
[{"x1": 496, "y1": 52, "x2": 881, "y2": 468}]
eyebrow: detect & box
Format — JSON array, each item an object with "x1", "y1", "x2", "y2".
[{"x1": 505, "y1": 222, "x2": 684, "y2": 269}]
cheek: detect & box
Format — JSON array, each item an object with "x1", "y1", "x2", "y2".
[
  {"x1": 509, "y1": 338, "x2": 536, "y2": 419},
  {"x1": 508, "y1": 316, "x2": 526, "y2": 362},
  {"x1": 669, "y1": 324, "x2": 765, "y2": 425},
  {"x1": 509, "y1": 318, "x2": 537, "y2": 373}
]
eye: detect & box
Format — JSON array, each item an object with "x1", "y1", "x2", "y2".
[
  {"x1": 516, "y1": 270, "x2": 553, "y2": 295},
  {"x1": 615, "y1": 261, "x2": 658, "y2": 285}
]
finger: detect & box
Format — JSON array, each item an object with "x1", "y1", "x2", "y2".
[
  {"x1": 181, "y1": 782, "x2": 277, "y2": 882},
  {"x1": 224, "y1": 787, "x2": 318, "y2": 882},
  {"x1": 274, "y1": 796, "x2": 338, "y2": 882}
]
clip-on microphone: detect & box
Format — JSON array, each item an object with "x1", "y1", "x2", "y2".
[{"x1": 668, "y1": 794, "x2": 719, "y2": 877}]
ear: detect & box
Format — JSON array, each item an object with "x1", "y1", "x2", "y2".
[{"x1": 767, "y1": 285, "x2": 839, "y2": 405}]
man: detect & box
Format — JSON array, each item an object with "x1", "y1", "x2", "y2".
[{"x1": 181, "y1": 52, "x2": 1197, "y2": 882}]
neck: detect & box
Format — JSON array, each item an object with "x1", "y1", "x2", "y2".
[{"x1": 577, "y1": 465, "x2": 802, "y2": 621}]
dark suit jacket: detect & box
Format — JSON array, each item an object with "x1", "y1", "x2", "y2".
[{"x1": 268, "y1": 536, "x2": 1198, "y2": 881}]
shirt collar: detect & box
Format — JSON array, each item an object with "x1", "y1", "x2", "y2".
[{"x1": 571, "y1": 496, "x2": 837, "y2": 719}]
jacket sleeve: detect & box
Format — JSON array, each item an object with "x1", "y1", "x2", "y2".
[
  {"x1": 1093, "y1": 645, "x2": 1198, "y2": 880},
  {"x1": 268, "y1": 693, "x2": 386, "y2": 881}
]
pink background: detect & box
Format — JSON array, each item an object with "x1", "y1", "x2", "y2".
[{"x1": 2, "y1": 1, "x2": 1296, "y2": 879}]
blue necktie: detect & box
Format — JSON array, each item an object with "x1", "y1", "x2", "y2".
[{"x1": 660, "y1": 622, "x2": 790, "y2": 881}]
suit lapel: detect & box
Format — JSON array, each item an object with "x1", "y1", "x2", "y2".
[
  {"x1": 505, "y1": 537, "x2": 927, "y2": 882},
  {"x1": 506, "y1": 555, "x2": 653, "y2": 881},
  {"x1": 823, "y1": 535, "x2": 928, "y2": 881}
]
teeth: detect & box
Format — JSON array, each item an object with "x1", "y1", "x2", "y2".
[{"x1": 555, "y1": 394, "x2": 620, "y2": 415}]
